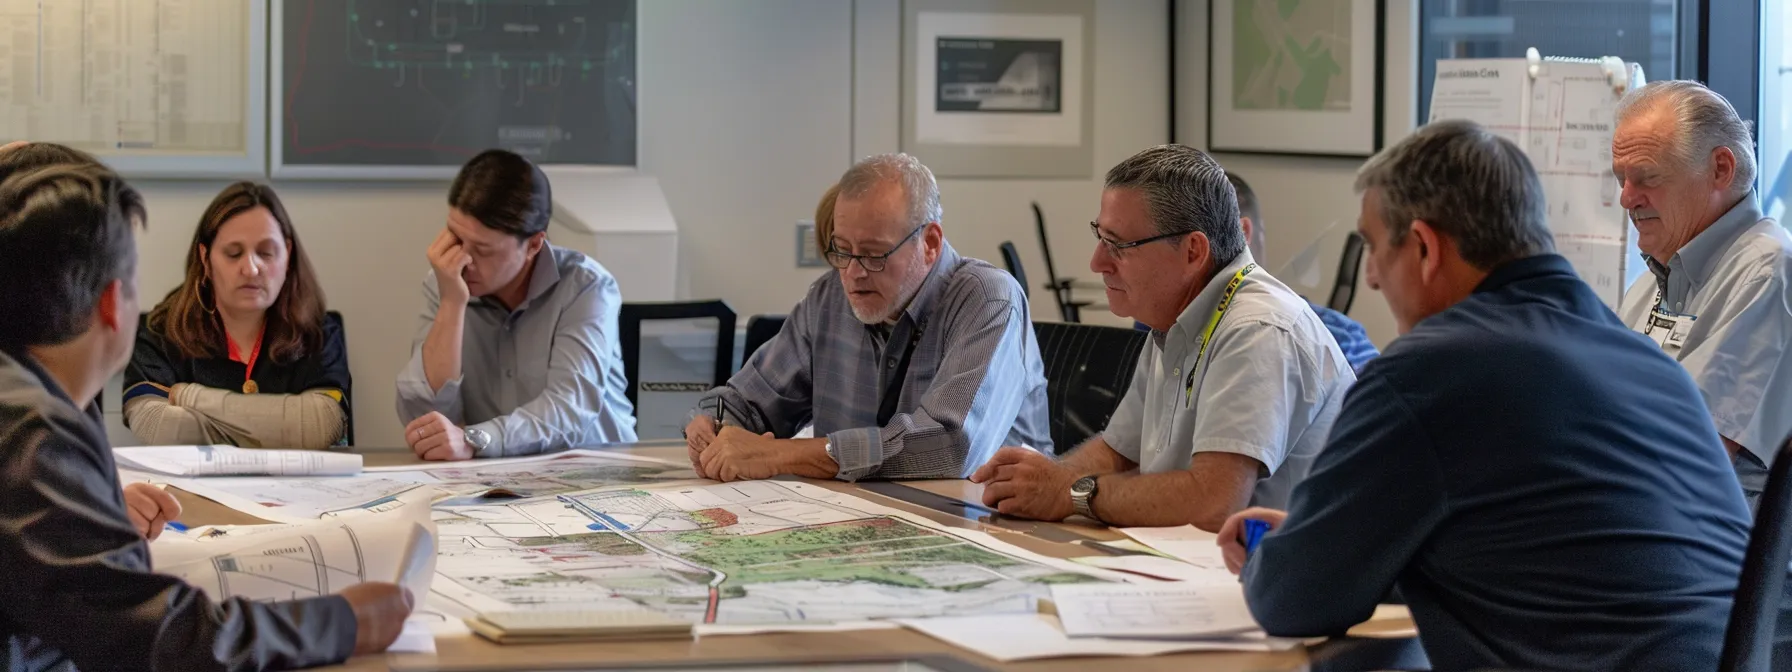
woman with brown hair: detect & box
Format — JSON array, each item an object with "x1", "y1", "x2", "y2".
[{"x1": 123, "y1": 182, "x2": 350, "y2": 449}]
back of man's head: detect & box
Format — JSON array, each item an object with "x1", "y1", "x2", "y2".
[
  {"x1": 1616, "y1": 80, "x2": 1756, "y2": 196},
  {"x1": 1354, "y1": 119, "x2": 1555, "y2": 270},
  {"x1": 1225, "y1": 171, "x2": 1266, "y2": 261},
  {"x1": 1106, "y1": 144, "x2": 1245, "y2": 269},
  {"x1": 0, "y1": 163, "x2": 145, "y2": 352},
  {"x1": 0, "y1": 142, "x2": 101, "y2": 185}
]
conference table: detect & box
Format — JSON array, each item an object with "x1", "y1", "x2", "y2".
[{"x1": 168, "y1": 440, "x2": 1425, "y2": 672}]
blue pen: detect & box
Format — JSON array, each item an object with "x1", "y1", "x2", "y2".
[
  {"x1": 165, "y1": 521, "x2": 188, "y2": 532},
  {"x1": 1242, "y1": 519, "x2": 1270, "y2": 555}
]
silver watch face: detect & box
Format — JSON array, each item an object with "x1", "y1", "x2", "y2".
[
  {"x1": 465, "y1": 427, "x2": 490, "y2": 449},
  {"x1": 1071, "y1": 476, "x2": 1097, "y2": 496}
]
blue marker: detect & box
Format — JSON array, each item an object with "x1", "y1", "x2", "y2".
[
  {"x1": 165, "y1": 521, "x2": 188, "y2": 532},
  {"x1": 1242, "y1": 519, "x2": 1271, "y2": 555}
]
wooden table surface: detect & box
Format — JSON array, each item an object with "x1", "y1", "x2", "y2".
[{"x1": 166, "y1": 441, "x2": 1420, "y2": 672}]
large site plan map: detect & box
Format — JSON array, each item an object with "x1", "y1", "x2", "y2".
[{"x1": 427, "y1": 480, "x2": 1110, "y2": 625}]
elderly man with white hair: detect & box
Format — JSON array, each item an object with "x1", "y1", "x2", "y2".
[
  {"x1": 684, "y1": 152, "x2": 1051, "y2": 482},
  {"x1": 1612, "y1": 80, "x2": 1792, "y2": 509}
]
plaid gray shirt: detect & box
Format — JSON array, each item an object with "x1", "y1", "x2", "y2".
[{"x1": 699, "y1": 242, "x2": 1052, "y2": 480}]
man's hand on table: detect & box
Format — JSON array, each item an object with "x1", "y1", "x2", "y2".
[
  {"x1": 684, "y1": 414, "x2": 719, "y2": 478},
  {"x1": 122, "y1": 482, "x2": 182, "y2": 540},
  {"x1": 1217, "y1": 507, "x2": 1288, "y2": 574},
  {"x1": 341, "y1": 582, "x2": 415, "y2": 655},
  {"x1": 970, "y1": 446, "x2": 1078, "y2": 521},
  {"x1": 406, "y1": 412, "x2": 471, "y2": 461},
  {"x1": 699, "y1": 426, "x2": 786, "y2": 482}
]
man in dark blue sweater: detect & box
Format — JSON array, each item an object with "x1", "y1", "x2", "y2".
[{"x1": 1217, "y1": 119, "x2": 1755, "y2": 671}]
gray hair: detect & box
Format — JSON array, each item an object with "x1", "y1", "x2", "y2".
[
  {"x1": 1354, "y1": 119, "x2": 1555, "y2": 269},
  {"x1": 837, "y1": 152, "x2": 943, "y2": 229},
  {"x1": 1616, "y1": 80, "x2": 1756, "y2": 195},
  {"x1": 1105, "y1": 145, "x2": 1244, "y2": 267}
]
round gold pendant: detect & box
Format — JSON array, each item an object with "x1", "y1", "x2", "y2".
[{"x1": 242, "y1": 380, "x2": 259, "y2": 394}]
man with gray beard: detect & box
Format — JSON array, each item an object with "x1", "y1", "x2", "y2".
[{"x1": 685, "y1": 153, "x2": 1051, "y2": 482}]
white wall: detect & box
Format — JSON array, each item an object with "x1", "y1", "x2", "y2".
[
  {"x1": 1173, "y1": 0, "x2": 1421, "y2": 347},
  {"x1": 852, "y1": 0, "x2": 1171, "y2": 329}
]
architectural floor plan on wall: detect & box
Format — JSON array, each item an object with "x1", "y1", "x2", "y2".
[{"x1": 147, "y1": 452, "x2": 1130, "y2": 633}]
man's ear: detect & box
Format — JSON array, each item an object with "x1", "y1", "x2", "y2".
[
  {"x1": 1410, "y1": 220, "x2": 1445, "y2": 283},
  {"x1": 524, "y1": 231, "x2": 547, "y2": 258},
  {"x1": 922, "y1": 222, "x2": 944, "y2": 265},
  {"x1": 1184, "y1": 230, "x2": 1213, "y2": 270},
  {"x1": 1711, "y1": 146, "x2": 1738, "y2": 193},
  {"x1": 96, "y1": 280, "x2": 126, "y2": 332},
  {"x1": 1239, "y1": 216, "x2": 1254, "y2": 245}
]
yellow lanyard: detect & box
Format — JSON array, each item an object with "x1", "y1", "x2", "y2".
[{"x1": 1185, "y1": 263, "x2": 1256, "y2": 405}]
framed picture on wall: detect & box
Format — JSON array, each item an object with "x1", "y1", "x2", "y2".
[
  {"x1": 901, "y1": 0, "x2": 1095, "y2": 178},
  {"x1": 1208, "y1": 0, "x2": 1383, "y2": 157}
]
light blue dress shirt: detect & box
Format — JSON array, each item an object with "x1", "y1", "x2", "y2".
[
  {"x1": 1619, "y1": 192, "x2": 1792, "y2": 501},
  {"x1": 396, "y1": 243, "x2": 637, "y2": 456},
  {"x1": 696, "y1": 242, "x2": 1051, "y2": 481}
]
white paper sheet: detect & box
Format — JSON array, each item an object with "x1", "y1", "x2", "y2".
[
  {"x1": 1118, "y1": 525, "x2": 1231, "y2": 571},
  {"x1": 390, "y1": 618, "x2": 438, "y2": 654},
  {"x1": 896, "y1": 613, "x2": 1298, "y2": 662},
  {"x1": 1071, "y1": 555, "x2": 1237, "y2": 585},
  {"x1": 150, "y1": 490, "x2": 437, "y2": 603},
  {"x1": 1050, "y1": 582, "x2": 1260, "y2": 640},
  {"x1": 114, "y1": 445, "x2": 361, "y2": 477},
  {"x1": 1428, "y1": 59, "x2": 1529, "y2": 145}
]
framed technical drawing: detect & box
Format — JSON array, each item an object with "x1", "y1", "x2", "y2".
[
  {"x1": 901, "y1": 0, "x2": 1094, "y2": 178},
  {"x1": 1208, "y1": 0, "x2": 1383, "y2": 157}
]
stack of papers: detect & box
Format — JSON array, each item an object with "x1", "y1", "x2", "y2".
[
  {"x1": 114, "y1": 445, "x2": 362, "y2": 477},
  {"x1": 1050, "y1": 583, "x2": 1259, "y2": 639},
  {"x1": 1118, "y1": 525, "x2": 1231, "y2": 571},
  {"x1": 897, "y1": 581, "x2": 1295, "y2": 661},
  {"x1": 896, "y1": 613, "x2": 1298, "y2": 662}
]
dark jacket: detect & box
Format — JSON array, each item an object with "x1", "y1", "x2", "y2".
[{"x1": 0, "y1": 348, "x2": 356, "y2": 671}]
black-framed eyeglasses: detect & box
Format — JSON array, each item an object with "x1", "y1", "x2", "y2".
[
  {"x1": 826, "y1": 224, "x2": 925, "y2": 272},
  {"x1": 1089, "y1": 221, "x2": 1191, "y2": 258}
]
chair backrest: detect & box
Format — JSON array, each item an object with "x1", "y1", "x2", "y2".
[
  {"x1": 1031, "y1": 202, "x2": 1062, "y2": 291},
  {"x1": 740, "y1": 314, "x2": 787, "y2": 370},
  {"x1": 1720, "y1": 435, "x2": 1792, "y2": 672},
  {"x1": 617, "y1": 301, "x2": 737, "y2": 408},
  {"x1": 325, "y1": 310, "x2": 353, "y2": 446},
  {"x1": 1328, "y1": 231, "x2": 1366, "y2": 314},
  {"x1": 1032, "y1": 321, "x2": 1148, "y2": 453},
  {"x1": 998, "y1": 241, "x2": 1029, "y2": 294}
]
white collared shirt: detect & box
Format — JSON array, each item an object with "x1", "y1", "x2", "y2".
[
  {"x1": 1619, "y1": 192, "x2": 1792, "y2": 468},
  {"x1": 1100, "y1": 251, "x2": 1357, "y2": 509}
]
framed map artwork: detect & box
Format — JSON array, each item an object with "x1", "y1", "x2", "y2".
[{"x1": 1208, "y1": 0, "x2": 1383, "y2": 157}]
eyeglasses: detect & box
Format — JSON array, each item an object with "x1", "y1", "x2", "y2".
[
  {"x1": 1089, "y1": 221, "x2": 1191, "y2": 259},
  {"x1": 826, "y1": 224, "x2": 925, "y2": 272}
]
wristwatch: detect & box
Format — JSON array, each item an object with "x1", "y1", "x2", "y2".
[
  {"x1": 464, "y1": 426, "x2": 492, "y2": 455},
  {"x1": 1070, "y1": 475, "x2": 1101, "y2": 523}
]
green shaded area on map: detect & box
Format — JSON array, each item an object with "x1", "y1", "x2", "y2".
[{"x1": 1231, "y1": 0, "x2": 1350, "y2": 111}]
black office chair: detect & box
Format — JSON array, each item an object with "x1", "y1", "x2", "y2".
[
  {"x1": 1328, "y1": 231, "x2": 1366, "y2": 314},
  {"x1": 617, "y1": 301, "x2": 737, "y2": 408},
  {"x1": 1032, "y1": 321, "x2": 1148, "y2": 454},
  {"x1": 324, "y1": 310, "x2": 353, "y2": 446},
  {"x1": 1033, "y1": 202, "x2": 1097, "y2": 323},
  {"x1": 1719, "y1": 434, "x2": 1792, "y2": 672},
  {"x1": 740, "y1": 314, "x2": 787, "y2": 370},
  {"x1": 998, "y1": 241, "x2": 1029, "y2": 294}
]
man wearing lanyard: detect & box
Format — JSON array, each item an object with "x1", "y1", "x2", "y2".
[
  {"x1": 685, "y1": 153, "x2": 1051, "y2": 482},
  {"x1": 1611, "y1": 80, "x2": 1792, "y2": 510},
  {"x1": 973, "y1": 145, "x2": 1355, "y2": 531}
]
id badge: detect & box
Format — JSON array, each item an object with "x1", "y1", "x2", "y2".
[{"x1": 1644, "y1": 309, "x2": 1695, "y2": 353}]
